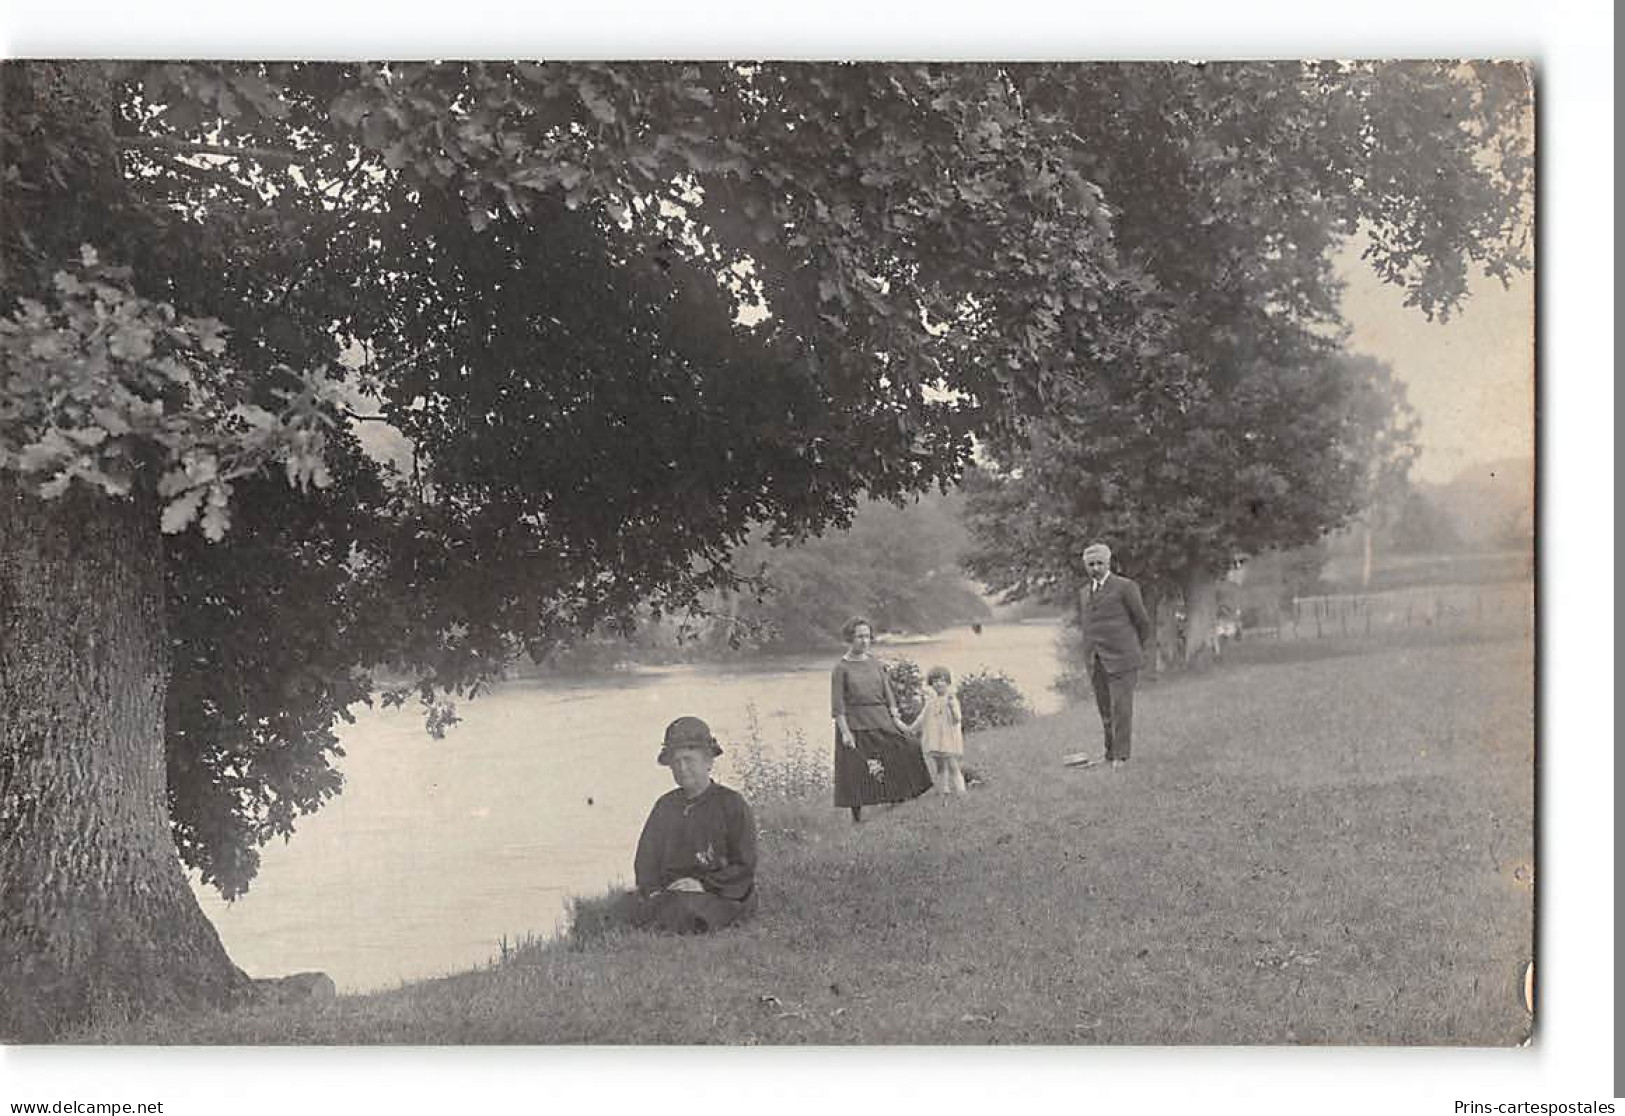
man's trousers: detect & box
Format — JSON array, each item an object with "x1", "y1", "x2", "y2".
[{"x1": 1089, "y1": 656, "x2": 1138, "y2": 761}]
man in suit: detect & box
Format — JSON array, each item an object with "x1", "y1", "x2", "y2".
[{"x1": 1076, "y1": 542, "x2": 1153, "y2": 770}]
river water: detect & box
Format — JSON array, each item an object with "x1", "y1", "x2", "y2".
[{"x1": 192, "y1": 618, "x2": 1065, "y2": 992}]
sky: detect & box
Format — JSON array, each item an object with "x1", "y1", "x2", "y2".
[{"x1": 1338, "y1": 248, "x2": 1536, "y2": 484}]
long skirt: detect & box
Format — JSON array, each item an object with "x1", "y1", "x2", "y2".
[{"x1": 833, "y1": 726, "x2": 935, "y2": 808}]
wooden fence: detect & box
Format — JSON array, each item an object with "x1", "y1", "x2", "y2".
[{"x1": 1245, "y1": 582, "x2": 1533, "y2": 642}]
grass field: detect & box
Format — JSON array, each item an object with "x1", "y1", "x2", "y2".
[{"x1": 80, "y1": 626, "x2": 1534, "y2": 1045}]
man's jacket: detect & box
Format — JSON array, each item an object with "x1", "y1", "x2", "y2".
[{"x1": 1078, "y1": 573, "x2": 1153, "y2": 674}]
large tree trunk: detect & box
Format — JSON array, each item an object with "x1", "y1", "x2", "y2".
[
  {"x1": 1181, "y1": 566, "x2": 1220, "y2": 671},
  {"x1": 0, "y1": 477, "x2": 249, "y2": 1040}
]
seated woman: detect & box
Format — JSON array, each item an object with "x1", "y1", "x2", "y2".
[{"x1": 619, "y1": 716, "x2": 758, "y2": 934}]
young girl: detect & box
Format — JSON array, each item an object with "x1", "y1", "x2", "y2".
[{"x1": 908, "y1": 666, "x2": 967, "y2": 796}]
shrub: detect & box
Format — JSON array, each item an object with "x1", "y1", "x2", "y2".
[
  {"x1": 886, "y1": 657, "x2": 1030, "y2": 732},
  {"x1": 729, "y1": 703, "x2": 830, "y2": 803},
  {"x1": 957, "y1": 668, "x2": 1032, "y2": 731}
]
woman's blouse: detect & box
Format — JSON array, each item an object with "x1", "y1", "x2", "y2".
[
  {"x1": 831, "y1": 655, "x2": 897, "y2": 731},
  {"x1": 632, "y1": 782, "x2": 757, "y2": 901}
]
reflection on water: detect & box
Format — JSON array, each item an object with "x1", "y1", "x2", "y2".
[{"x1": 193, "y1": 618, "x2": 1064, "y2": 992}]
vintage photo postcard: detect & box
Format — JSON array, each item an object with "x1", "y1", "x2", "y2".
[{"x1": 2, "y1": 59, "x2": 1535, "y2": 1055}]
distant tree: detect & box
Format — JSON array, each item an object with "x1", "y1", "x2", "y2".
[
  {"x1": 1279, "y1": 543, "x2": 1332, "y2": 603},
  {"x1": 1388, "y1": 488, "x2": 1466, "y2": 554},
  {"x1": 965, "y1": 352, "x2": 1417, "y2": 669},
  {"x1": 716, "y1": 490, "x2": 989, "y2": 652},
  {"x1": 1431, "y1": 456, "x2": 1534, "y2": 551},
  {"x1": 965, "y1": 60, "x2": 1528, "y2": 668}
]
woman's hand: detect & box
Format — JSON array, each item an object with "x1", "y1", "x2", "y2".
[
  {"x1": 835, "y1": 715, "x2": 855, "y2": 749},
  {"x1": 666, "y1": 877, "x2": 705, "y2": 894}
]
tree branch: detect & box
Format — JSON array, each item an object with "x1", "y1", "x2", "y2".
[
  {"x1": 274, "y1": 161, "x2": 371, "y2": 310},
  {"x1": 128, "y1": 150, "x2": 267, "y2": 206},
  {"x1": 122, "y1": 135, "x2": 301, "y2": 164}
]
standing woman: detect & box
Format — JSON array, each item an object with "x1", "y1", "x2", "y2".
[{"x1": 831, "y1": 616, "x2": 935, "y2": 822}]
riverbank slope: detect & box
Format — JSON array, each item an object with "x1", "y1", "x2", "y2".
[{"x1": 82, "y1": 626, "x2": 1533, "y2": 1045}]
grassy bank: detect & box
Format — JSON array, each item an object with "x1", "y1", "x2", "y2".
[{"x1": 80, "y1": 627, "x2": 1534, "y2": 1045}]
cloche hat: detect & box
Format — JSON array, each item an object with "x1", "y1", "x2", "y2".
[{"x1": 658, "y1": 716, "x2": 723, "y2": 764}]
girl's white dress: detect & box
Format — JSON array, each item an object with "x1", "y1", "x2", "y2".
[{"x1": 917, "y1": 692, "x2": 964, "y2": 756}]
